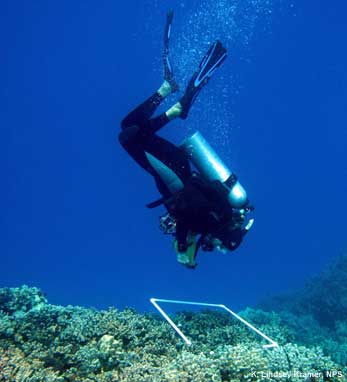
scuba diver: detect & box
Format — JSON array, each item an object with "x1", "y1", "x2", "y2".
[{"x1": 119, "y1": 11, "x2": 254, "y2": 268}]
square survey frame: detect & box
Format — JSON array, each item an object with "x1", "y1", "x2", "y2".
[{"x1": 150, "y1": 298, "x2": 279, "y2": 349}]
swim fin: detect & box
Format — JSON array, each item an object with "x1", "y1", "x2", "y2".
[
  {"x1": 179, "y1": 40, "x2": 227, "y2": 119},
  {"x1": 163, "y1": 10, "x2": 179, "y2": 93}
]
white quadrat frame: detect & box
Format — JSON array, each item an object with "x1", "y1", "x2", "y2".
[{"x1": 150, "y1": 298, "x2": 279, "y2": 349}]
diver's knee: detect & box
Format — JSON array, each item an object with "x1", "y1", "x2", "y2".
[
  {"x1": 118, "y1": 130, "x2": 129, "y2": 147},
  {"x1": 118, "y1": 125, "x2": 140, "y2": 147},
  {"x1": 120, "y1": 118, "x2": 128, "y2": 131}
]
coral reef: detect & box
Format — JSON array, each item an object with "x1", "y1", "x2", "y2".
[
  {"x1": 259, "y1": 254, "x2": 347, "y2": 328},
  {"x1": 258, "y1": 254, "x2": 347, "y2": 367},
  {"x1": 0, "y1": 286, "x2": 346, "y2": 381}
]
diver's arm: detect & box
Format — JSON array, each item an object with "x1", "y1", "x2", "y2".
[
  {"x1": 174, "y1": 221, "x2": 198, "y2": 268},
  {"x1": 216, "y1": 219, "x2": 254, "y2": 253},
  {"x1": 175, "y1": 220, "x2": 190, "y2": 252}
]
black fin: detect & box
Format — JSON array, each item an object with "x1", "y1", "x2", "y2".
[
  {"x1": 163, "y1": 10, "x2": 179, "y2": 93},
  {"x1": 179, "y1": 40, "x2": 227, "y2": 119}
]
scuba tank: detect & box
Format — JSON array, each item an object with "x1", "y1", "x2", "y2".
[
  {"x1": 145, "y1": 131, "x2": 248, "y2": 209},
  {"x1": 180, "y1": 131, "x2": 247, "y2": 208}
]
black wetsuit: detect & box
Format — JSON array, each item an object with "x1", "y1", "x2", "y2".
[{"x1": 119, "y1": 92, "x2": 244, "y2": 252}]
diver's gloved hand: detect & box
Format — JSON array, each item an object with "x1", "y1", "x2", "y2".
[
  {"x1": 200, "y1": 235, "x2": 227, "y2": 254},
  {"x1": 173, "y1": 234, "x2": 197, "y2": 268},
  {"x1": 232, "y1": 208, "x2": 246, "y2": 228}
]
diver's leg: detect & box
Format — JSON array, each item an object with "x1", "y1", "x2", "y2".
[
  {"x1": 142, "y1": 133, "x2": 191, "y2": 181},
  {"x1": 119, "y1": 103, "x2": 191, "y2": 196},
  {"x1": 121, "y1": 102, "x2": 185, "y2": 180},
  {"x1": 119, "y1": 91, "x2": 179, "y2": 173},
  {"x1": 119, "y1": 96, "x2": 190, "y2": 196},
  {"x1": 121, "y1": 86, "x2": 168, "y2": 130},
  {"x1": 143, "y1": 101, "x2": 182, "y2": 134},
  {"x1": 119, "y1": 127, "x2": 191, "y2": 183},
  {"x1": 164, "y1": 102, "x2": 182, "y2": 121},
  {"x1": 120, "y1": 93, "x2": 161, "y2": 130}
]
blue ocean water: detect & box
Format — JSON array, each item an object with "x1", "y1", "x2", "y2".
[{"x1": 1, "y1": 0, "x2": 346, "y2": 313}]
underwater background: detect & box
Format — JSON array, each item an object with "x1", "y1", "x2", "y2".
[
  {"x1": 2, "y1": 0, "x2": 346, "y2": 311},
  {"x1": 1, "y1": 0, "x2": 347, "y2": 380}
]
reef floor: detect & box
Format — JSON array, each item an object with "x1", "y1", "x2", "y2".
[{"x1": 0, "y1": 285, "x2": 346, "y2": 382}]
